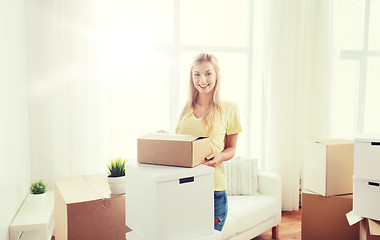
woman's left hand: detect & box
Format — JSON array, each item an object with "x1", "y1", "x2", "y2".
[{"x1": 203, "y1": 153, "x2": 224, "y2": 168}]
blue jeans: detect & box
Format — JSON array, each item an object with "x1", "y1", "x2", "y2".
[{"x1": 214, "y1": 191, "x2": 228, "y2": 231}]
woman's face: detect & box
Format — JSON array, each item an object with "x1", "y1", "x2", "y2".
[{"x1": 192, "y1": 62, "x2": 217, "y2": 95}]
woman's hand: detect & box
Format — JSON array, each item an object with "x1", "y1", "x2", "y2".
[
  {"x1": 156, "y1": 130, "x2": 169, "y2": 133},
  {"x1": 203, "y1": 133, "x2": 239, "y2": 168},
  {"x1": 203, "y1": 153, "x2": 224, "y2": 168}
]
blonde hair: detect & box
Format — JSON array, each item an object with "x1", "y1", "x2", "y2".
[{"x1": 176, "y1": 53, "x2": 223, "y2": 136}]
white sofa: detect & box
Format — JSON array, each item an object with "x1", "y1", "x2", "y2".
[{"x1": 221, "y1": 171, "x2": 282, "y2": 240}]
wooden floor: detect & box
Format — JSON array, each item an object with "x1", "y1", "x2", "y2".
[
  {"x1": 253, "y1": 209, "x2": 302, "y2": 240},
  {"x1": 52, "y1": 209, "x2": 302, "y2": 240}
]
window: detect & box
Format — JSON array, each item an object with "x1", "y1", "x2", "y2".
[
  {"x1": 332, "y1": 0, "x2": 380, "y2": 137},
  {"x1": 110, "y1": 0, "x2": 261, "y2": 158}
]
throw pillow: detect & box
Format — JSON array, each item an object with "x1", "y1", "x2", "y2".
[{"x1": 225, "y1": 156, "x2": 259, "y2": 196}]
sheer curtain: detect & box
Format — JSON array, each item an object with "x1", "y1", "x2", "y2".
[
  {"x1": 26, "y1": 0, "x2": 171, "y2": 187},
  {"x1": 261, "y1": 0, "x2": 332, "y2": 210},
  {"x1": 26, "y1": 1, "x2": 111, "y2": 185}
]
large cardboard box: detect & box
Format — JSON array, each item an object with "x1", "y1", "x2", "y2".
[
  {"x1": 302, "y1": 192, "x2": 359, "y2": 240},
  {"x1": 353, "y1": 177, "x2": 380, "y2": 221},
  {"x1": 354, "y1": 135, "x2": 380, "y2": 181},
  {"x1": 126, "y1": 160, "x2": 214, "y2": 240},
  {"x1": 346, "y1": 212, "x2": 380, "y2": 240},
  {"x1": 54, "y1": 174, "x2": 131, "y2": 240},
  {"x1": 303, "y1": 139, "x2": 354, "y2": 196},
  {"x1": 360, "y1": 219, "x2": 380, "y2": 240},
  {"x1": 137, "y1": 133, "x2": 211, "y2": 167}
]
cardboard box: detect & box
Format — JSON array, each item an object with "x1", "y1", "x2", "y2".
[
  {"x1": 137, "y1": 133, "x2": 211, "y2": 167},
  {"x1": 353, "y1": 177, "x2": 380, "y2": 221},
  {"x1": 360, "y1": 219, "x2": 380, "y2": 240},
  {"x1": 346, "y1": 212, "x2": 380, "y2": 240},
  {"x1": 303, "y1": 139, "x2": 354, "y2": 196},
  {"x1": 355, "y1": 135, "x2": 380, "y2": 181},
  {"x1": 54, "y1": 174, "x2": 131, "y2": 240},
  {"x1": 302, "y1": 192, "x2": 359, "y2": 240},
  {"x1": 126, "y1": 160, "x2": 214, "y2": 240}
]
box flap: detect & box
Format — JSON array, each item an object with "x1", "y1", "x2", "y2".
[
  {"x1": 55, "y1": 174, "x2": 110, "y2": 204},
  {"x1": 346, "y1": 210, "x2": 363, "y2": 226},
  {"x1": 139, "y1": 132, "x2": 201, "y2": 142},
  {"x1": 369, "y1": 219, "x2": 380, "y2": 236}
]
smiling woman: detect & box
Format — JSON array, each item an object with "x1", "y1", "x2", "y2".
[{"x1": 175, "y1": 53, "x2": 242, "y2": 231}]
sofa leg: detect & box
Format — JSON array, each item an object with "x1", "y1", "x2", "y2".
[{"x1": 271, "y1": 225, "x2": 279, "y2": 239}]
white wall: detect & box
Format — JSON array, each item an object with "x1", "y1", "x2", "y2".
[{"x1": 0, "y1": 0, "x2": 31, "y2": 239}]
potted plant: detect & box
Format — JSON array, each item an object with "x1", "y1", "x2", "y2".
[
  {"x1": 107, "y1": 157, "x2": 127, "y2": 195},
  {"x1": 29, "y1": 180, "x2": 47, "y2": 206}
]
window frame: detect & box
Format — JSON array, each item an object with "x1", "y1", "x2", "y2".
[
  {"x1": 154, "y1": 0, "x2": 256, "y2": 157},
  {"x1": 338, "y1": 0, "x2": 380, "y2": 133}
]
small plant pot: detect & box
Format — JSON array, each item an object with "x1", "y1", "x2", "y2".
[
  {"x1": 107, "y1": 176, "x2": 126, "y2": 195},
  {"x1": 29, "y1": 192, "x2": 47, "y2": 207}
]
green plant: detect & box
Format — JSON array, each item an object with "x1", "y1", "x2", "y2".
[
  {"x1": 107, "y1": 157, "x2": 127, "y2": 177},
  {"x1": 30, "y1": 180, "x2": 47, "y2": 195}
]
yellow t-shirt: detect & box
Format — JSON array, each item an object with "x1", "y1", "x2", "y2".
[{"x1": 176, "y1": 101, "x2": 242, "y2": 191}]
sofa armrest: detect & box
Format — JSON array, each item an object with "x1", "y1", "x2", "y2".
[{"x1": 258, "y1": 171, "x2": 282, "y2": 209}]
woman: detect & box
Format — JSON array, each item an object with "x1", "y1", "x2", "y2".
[{"x1": 175, "y1": 53, "x2": 242, "y2": 231}]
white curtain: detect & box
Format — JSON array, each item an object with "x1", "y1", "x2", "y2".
[
  {"x1": 26, "y1": 1, "x2": 111, "y2": 185},
  {"x1": 261, "y1": 0, "x2": 332, "y2": 210},
  {"x1": 26, "y1": 0, "x2": 171, "y2": 187}
]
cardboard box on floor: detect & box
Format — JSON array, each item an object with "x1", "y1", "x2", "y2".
[
  {"x1": 303, "y1": 139, "x2": 354, "y2": 196},
  {"x1": 346, "y1": 211, "x2": 380, "y2": 240},
  {"x1": 360, "y1": 219, "x2": 380, "y2": 240},
  {"x1": 54, "y1": 174, "x2": 131, "y2": 240},
  {"x1": 137, "y1": 133, "x2": 211, "y2": 167},
  {"x1": 302, "y1": 191, "x2": 359, "y2": 240}
]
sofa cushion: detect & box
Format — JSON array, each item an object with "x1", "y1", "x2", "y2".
[
  {"x1": 225, "y1": 195, "x2": 278, "y2": 234},
  {"x1": 225, "y1": 157, "x2": 259, "y2": 196},
  {"x1": 221, "y1": 215, "x2": 238, "y2": 239}
]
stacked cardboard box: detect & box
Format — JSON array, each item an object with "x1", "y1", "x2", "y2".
[
  {"x1": 302, "y1": 192, "x2": 359, "y2": 240},
  {"x1": 353, "y1": 136, "x2": 380, "y2": 221},
  {"x1": 125, "y1": 160, "x2": 215, "y2": 240},
  {"x1": 302, "y1": 139, "x2": 358, "y2": 240},
  {"x1": 126, "y1": 133, "x2": 218, "y2": 240},
  {"x1": 303, "y1": 140, "x2": 354, "y2": 196},
  {"x1": 346, "y1": 135, "x2": 380, "y2": 239},
  {"x1": 137, "y1": 133, "x2": 211, "y2": 167}
]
